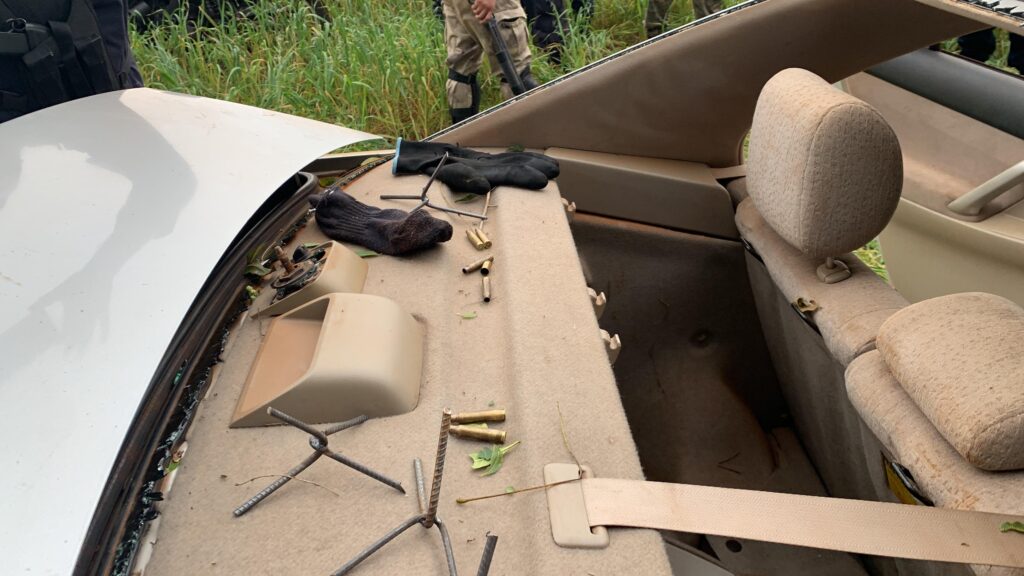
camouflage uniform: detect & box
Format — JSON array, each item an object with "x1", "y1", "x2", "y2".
[
  {"x1": 644, "y1": 0, "x2": 722, "y2": 39},
  {"x1": 444, "y1": 0, "x2": 536, "y2": 124}
]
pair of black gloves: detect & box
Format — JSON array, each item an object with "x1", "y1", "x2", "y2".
[{"x1": 392, "y1": 139, "x2": 560, "y2": 194}]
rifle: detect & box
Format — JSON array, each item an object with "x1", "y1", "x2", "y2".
[{"x1": 477, "y1": 7, "x2": 527, "y2": 95}]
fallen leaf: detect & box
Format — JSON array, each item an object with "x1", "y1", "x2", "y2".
[
  {"x1": 455, "y1": 193, "x2": 480, "y2": 203},
  {"x1": 458, "y1": 311, "x2": 477, "y2": 320},
  {"x1": 354, "y1": 249, "x2": 379, "y2": 258},
  {"x1": 505, "y1": 486, "x2": 515, "y2": 494},
  {"x1": 468, "y1": 441, "x2": 521, "y2": 476},
  {"x1": 1002, "y1": 521, "x2": 1024, "y2": 534}
]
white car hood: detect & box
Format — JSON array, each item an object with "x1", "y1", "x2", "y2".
[{"x1": 0, "y1": 89, "x2": 377, "y2": 575}]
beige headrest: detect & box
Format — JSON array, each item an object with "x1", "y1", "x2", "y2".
[
  {"x1": 747, "y1": 69, "x2": 902, "y2": 259},
  {"x1": 877, "y1": 292, "x2": 1024, "y2": 471}
]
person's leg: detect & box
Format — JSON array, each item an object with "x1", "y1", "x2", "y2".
[
  {"x1": 645, "y1": 0, "x2": 673, "y2": 38},
  {"x1": 444, "y1": 0, "x2": 484, "y2": 124},
  {"x1": 957, "y1": 28, "x2": 996, "y2": 63},
  {"x1": 525, "y1": 0, "x2": 567, "y2": 65},
  {"x1": 691, "y1": 0, "x2": 722, "y2": 19},
  {"x1": 1008, "y1": 33, "x2": 1024, "y2": 73}
]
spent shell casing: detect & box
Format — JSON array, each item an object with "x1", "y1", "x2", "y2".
[
  {"x1": 462, "y1": 256, "x2": 494, "y2": 274},
  {"x1": 480, "y1": 259, "x2": 492, "y2": 276},
  {"x1": 451, "y1": 410, "x2": 506, "y2": 424},
  {"x1": 483, "y1": 276, "x2": 492, "y2": 303},
  {"x1": 475, "y1": 229, "x2": 493, "y2": 249},
  {"x1": 466, "y1": 228, "x2": 486, "y2": 250},
  {"x1": 449, "y1": 425, "x2": 506, "y2": 444}
]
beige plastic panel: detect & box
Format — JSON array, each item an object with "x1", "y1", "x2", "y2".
[
  {"x1": 544, "y1": 463, "x2": 609, "y2": 549},
  {"x1": 546, "y1": 148, "x2": 737, "y2": 238},
  {"x1": 880, "y1": 198, "x2": 1024, "y2": 307},
  {"x1": 231, "y1": 293, "x2": 423, "y2": 427},
  {"x1": 844, "y1": 73, "x2": 1024, "y2": 307},
  {"x1": 256, "y1": 242, "x2": 369, "y2": 317}
]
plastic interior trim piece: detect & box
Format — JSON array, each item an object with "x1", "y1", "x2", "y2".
[
  {"x1": 544, "y1": 463, "x2": 609, "y2": 549},
  {"x1": 231, "y1": 293, "x2": 423, "y2": 427},
  {"x1": 256, "y1": 242, "x2": 369, "y2": 317},
  {"x1": 947, "y1": 160, "x2": 1024, "y2": 217}
]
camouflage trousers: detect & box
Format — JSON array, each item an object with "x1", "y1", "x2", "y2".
[
  {"x1": 644, "y1": 0, "x2": 723, "y2": 38},
  {"x1": 444, "y1": 0, "x2": 533, "y2": 121}
]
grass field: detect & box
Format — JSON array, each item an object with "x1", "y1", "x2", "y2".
[
  {"x1": 138, "y1": 0, "x2": 1007, "y2": 277},
  {"x1": 131, "y1": 0, "x2": 697, "y2": 141}
]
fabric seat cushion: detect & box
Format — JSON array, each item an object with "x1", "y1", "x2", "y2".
[
  {"x1": 736, "y1": 199, "x2": 907, "y2": 366},
  {"x1": 747, "y1": 68, "x2": 903, "y2": 259},
  {"x1": 876, "y1": 292, "x2": 1024, "y2": 471},
  {"x1": 846, "y1": 351, "x2": 1024, "y2": 576}
]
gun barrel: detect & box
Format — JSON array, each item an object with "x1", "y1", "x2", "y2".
[{"x1": 485, "y1": 17, "x2": 527, "y2": 95}]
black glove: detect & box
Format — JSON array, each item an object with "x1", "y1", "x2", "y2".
[
  {"x1": 393, "y1": 138, "x2": 560, "y2": 194},
  {"x1": 311, "y1": 190, "x2": 452, "y2": 256}
]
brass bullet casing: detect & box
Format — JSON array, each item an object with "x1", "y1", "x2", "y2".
[
  {"x1": 450, "y1": 425, "x2": 506, "y2": 444},
  {"x1": 466, "y1": 228, "x2": 486, "y2": 250},
  {"x1": 475, "y1": 229, "x2": 493, "y2": 249},
  {"x1": 452, "y1": 409, "x2": 506, "y2": 424},
  {"x1": 483, "y1": 276, "x2": 492, "y2": 303},
  {"x1": 480, "y1": 259, "x2": 492, "y2": 276},
  {"x1": 462, "y1": 256, "x2": 493, "y2": 274}
]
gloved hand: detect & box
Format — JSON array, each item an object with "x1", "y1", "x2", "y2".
[
  {"x1": 311, "y1": 190, "x2": 452, "y2": 255},
  {"x1": 393, "y1": 138, "x2": 560, "y2": 194}
]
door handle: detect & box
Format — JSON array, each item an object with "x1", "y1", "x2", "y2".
[{"x1": 947, "y1": 160, "x2": 1024, "y2": 217}]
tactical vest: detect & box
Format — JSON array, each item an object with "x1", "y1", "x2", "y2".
[{"x1": 0, "y1": 0, "x2": 137, "y2": 122}]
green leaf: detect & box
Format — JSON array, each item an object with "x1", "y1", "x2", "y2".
[
  {"x1": 467, "y1": 441, "x2": 520, "y2": 476},
  {"x1": 482, "y1": 445, "x2": 504, "y2": 476},
  {"x1": 454, "y1": 193, "x2": 479, "y2": 203},
  {"x1": 166, "y1": 460, "x2": 180, "y2": 473},
  {"x1": 457, "y1": 311, "x2": 477, "y2": 320},
  {"x1": 1002, "y1": 521, "x2": 1024, "y2": 534},
  {"x1": 505, "y1": 486, "x2": 515, "y2": 494},
  {"x1": 506, "y1": 144, "x2": 525, "y2": 153},
  {"x1": 354, "y1": 249, "x2": 379, "y2": 258},
  {"x1": 244, "y1": 263, "x2": 271, "y2": 278}
]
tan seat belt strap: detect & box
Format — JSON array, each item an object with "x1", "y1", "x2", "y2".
[{"x1": 580, "y1": 478, "x2": 1024, "y2": 567}]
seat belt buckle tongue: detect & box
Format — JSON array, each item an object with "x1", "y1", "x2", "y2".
[{"x1": 543, "y1": 463, "x2": 610, "y2": 549}]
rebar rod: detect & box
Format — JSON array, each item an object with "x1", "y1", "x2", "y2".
[
  {"x1": 232, "y1": 450, "x2": 322, "y2": 517},
  {"x1": 321, "y1": 448, "x2": 405, "y2": 494},
  {"x1": 476, "y1": 533, "x2": 498, "y2": 576},
  {"x1": 435, "y1": 517, "x2": 459, "y2": 576},
  {"x1": 414, "y1": 458, "x2": 427, "y2": 515},
  {"x1": 330, "y1": 514, "x2": 424, "y2": 576},
  {"x1": 424, "y1": 409, "x2": 452, "y2": 528}
]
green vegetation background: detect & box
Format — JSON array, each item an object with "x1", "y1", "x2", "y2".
[{"x1": 131, "y1": 0, "x2": 745, "y2": 140}]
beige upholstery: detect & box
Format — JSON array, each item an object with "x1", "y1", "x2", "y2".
[
  {"x1": 876, "y1": 293, "x2": 1024, "y2": 471},
  {"x1": 846, "y1": 351, "x2": 1024, "y2": 576},
  {"x1": 736, "y1": 199, "x2": 907, "y2": 366},
  {"x1": 747, "y1": 68, "x2": 903, "y2": 259}
]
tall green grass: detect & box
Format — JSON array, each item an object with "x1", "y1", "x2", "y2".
[{"x1": 132, "y1": 0, "x2": 676, "y2": 139}]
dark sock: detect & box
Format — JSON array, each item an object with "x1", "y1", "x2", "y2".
[{"x1": 311, "y1": 190, "x2": 452, "y2": 255}]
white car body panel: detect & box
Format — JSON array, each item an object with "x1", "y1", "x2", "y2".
[{"x1": 0, "y1": 89, "x2": 377, "y2": 575}]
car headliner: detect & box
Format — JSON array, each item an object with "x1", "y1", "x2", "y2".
[{"x1": 0, "y1": 89, "x2": 376, "y2": 575}]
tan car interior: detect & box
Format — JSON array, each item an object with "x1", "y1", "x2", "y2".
[{"x1": 130, "y1": 1, "x2": 1024, "y2": 575}]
